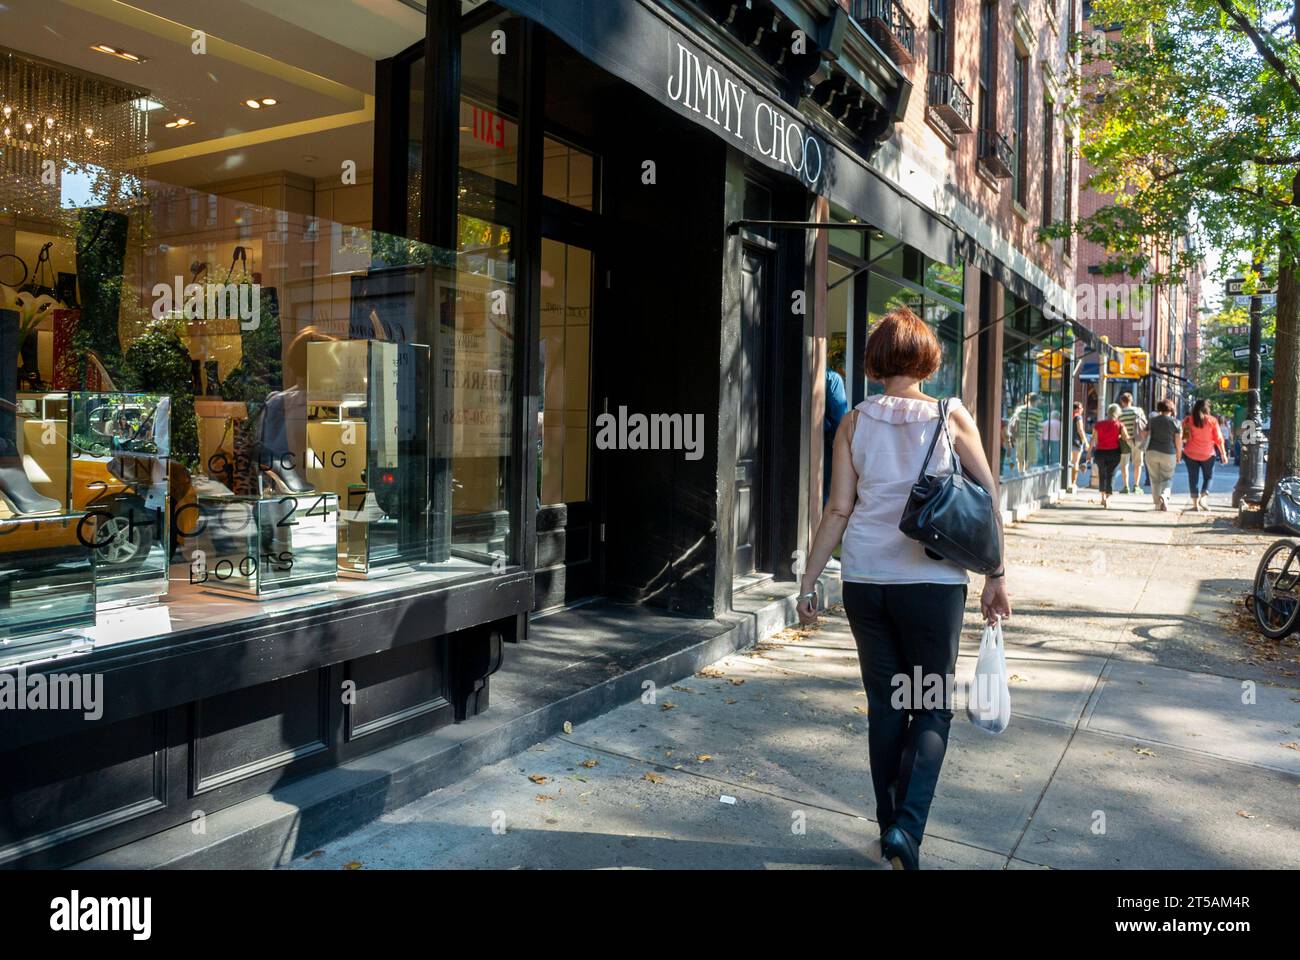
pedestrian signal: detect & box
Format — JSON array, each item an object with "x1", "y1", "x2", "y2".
[
  {"x1": 1106, "y1": 348, "x2": 1150, "y2": 378},
  {"x1": 1218, "y1": 373, "x2": 1249, "y2": 392}
]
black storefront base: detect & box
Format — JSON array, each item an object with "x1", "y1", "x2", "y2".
[
  {"x1": 0, "y1": 571, "x2": 532, "y2": 868},
  {"x1": 70, "y1": 574, "x2": 841, "y2": 869}
]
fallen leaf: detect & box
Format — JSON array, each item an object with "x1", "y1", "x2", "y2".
[
  {"x1": 1131, "y1": 746, "x2": 1157, "y2": 758},
  {"x1": 304, "y1": 850, "x2": 325, "y2": 860},
  {"x1": 643, "y1": 772, "x2": 667, "y2": 784},
  {"x1": 724, "y1": 698, "x2": 738, "y2": 705},
  {"x1": 528, "y1": 774, "x2": 549, "y2": 784},
  {"x1": 661, "y1": 702, "x2": 677, "y2": 712},
  {"x1": 1237, "y1": 810, "x2": 1257, "y2": 819},
  {"x1": 697, "y1": 666, "x2": 725, "y2": 679},
  {"x1": 535, "y1": 794, "x2": 554, "y2": 802},
  {"x1": 1282, "y1": 742, "x2": 1300, "y2": 751},
  {"x1": 727, "y1": 678, "x2": 746, "y2": 686},
  {"x1": 562, "y1": 721, "x2": 573, "y2": 734},
  {"x1": 854, "y1": 705, "x2": 868, "y2": 715},
  {"x1": 696, "y1": 754, "x2": 713, "y2": 762},
  {"x1": 580, "y1": 759, "x2": 599, "y2": 768},
  {"x1": 343, "y1": 861, "x2": 363, "y2": 871}
]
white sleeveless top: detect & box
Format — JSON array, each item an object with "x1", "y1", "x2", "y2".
[{"x1": 840, "y1": 394, "x2": 970, "y2": 585}]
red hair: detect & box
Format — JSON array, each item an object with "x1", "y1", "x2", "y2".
[{"x1": 864, "y1": 306, "x2": 942, "y2": 381}]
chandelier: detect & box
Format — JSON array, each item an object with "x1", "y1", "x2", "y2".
[{"x1": 0, "y1": 46, "x2": 149, "y2": 217}]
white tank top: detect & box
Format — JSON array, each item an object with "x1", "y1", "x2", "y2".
[{"x1": 840, "y1": 394, "x2": 970, "y2": 585}]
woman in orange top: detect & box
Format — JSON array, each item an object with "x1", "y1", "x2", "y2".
[
  {"x1": 1180, "y1": 399, "x2": 1229, "y2": 512},
  {"x1": 1092, "y1": 403, "x2": 1133, "y2": 509}
]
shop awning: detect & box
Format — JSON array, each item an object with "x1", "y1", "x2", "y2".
[{"x1": 495, "y1": 0, "x2": 957, "y2": 265}]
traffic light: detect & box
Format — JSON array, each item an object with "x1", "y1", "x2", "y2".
[
  {"x1": 1106, "y1": 348, "x2": 1150, "y2": 378},
  {"x1": 1218, "y1": 373, "x2": 1250, "y2": 392}
]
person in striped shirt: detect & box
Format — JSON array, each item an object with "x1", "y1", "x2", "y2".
[
  {"x1": 1117, "y1": 392, "x2": 1148, "y2": 493},
  {"x1": 1010, "y1": 393, "x2": 1045, "y2": 471}
]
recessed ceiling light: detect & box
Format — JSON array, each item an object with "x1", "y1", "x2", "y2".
[
  {"x1": 244, "y1": 99, "x2": 261, "y2": 109},
  {"x1": 91, "y1": 43, "x2": 147, "y2": 63},
  {"x1": 164, "y1": 117, "x2": 193, "y2": 129},
  {"x1": 260, "y1": 98, "x2": 277, "y2": 106},
  {"x1": 243, "y1": 97, "x2": 279, "y2": 109}
]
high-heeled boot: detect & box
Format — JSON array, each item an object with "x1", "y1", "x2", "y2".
[
  {"x1": 255, "y1": 389, "x2": 314, "y2": 494},
  {"x1": 0, "y1": 436, "x2": 61, "y2": 516}
]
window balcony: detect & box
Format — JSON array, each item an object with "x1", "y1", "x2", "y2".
[
  {"x1": 854, "y1": 0, "x2": 916, "y2": 67},
  {"x1": 978, "y1": 128, "x2": 1015, "y2": 179},
  {"x1": 927, "y1": 72, "x2": 973, "y2": 133}
]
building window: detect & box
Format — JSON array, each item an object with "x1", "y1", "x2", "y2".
[
  {"x1": 978, "y1": 0, "x2": 998, "y2": 137},
  {"x1": 865, "y1": 232, "x2": 965, "y2": 401},
  {"x1": 929, "y1": 0, "x2": 950, "y2": 74},
  {"x1": 1000, "y1": 293, "x2": 1073, "y2": 479},
  {"x1": 1042, "y1": 99, "x2": 1055, "y2": 227},
  {"x1": 1064, "y1": 135, "x2": 1075, "y2": 255},
  {"x1": 1013, "y1": 51, "x2": 1030, "y2": 207}
]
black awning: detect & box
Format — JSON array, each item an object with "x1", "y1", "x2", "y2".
[
  {"x1": 1151, "y1": 363, "x2": 1195, "y2": 389},
  {"x1": 496, "y1": 0, "x2": 957, "y2": 265}
]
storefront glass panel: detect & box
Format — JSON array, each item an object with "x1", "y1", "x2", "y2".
[
  {"x1": 999, "y1": 293, "x2": 1072, "y2": 479},
  {"x1": 0, "y1": 0, "x2": 522, "y2": 659}
]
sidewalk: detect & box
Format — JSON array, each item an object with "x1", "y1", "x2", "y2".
[{"x1": 290, "y1": 486, "x2": 1300, "y2": 870}]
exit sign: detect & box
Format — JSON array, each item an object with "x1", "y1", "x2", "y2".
[{"x1": 470, "y1": 104, "x2": 507, "y2": 149}]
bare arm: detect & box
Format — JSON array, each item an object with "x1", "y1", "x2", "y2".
[
  {"x1": 796, "y1": 414, "x2": 858, "y2": 623},
  {"x1": 950, "y1": 404, "x2": 1012, "y2": 623}
]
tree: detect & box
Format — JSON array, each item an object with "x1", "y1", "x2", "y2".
[
  {"x1": 1195, "y1": 303, "x2": 1278, "y2": 406},
  {"x1": 1049, "y1": 0, "x2": 1300, "y2": 505}
]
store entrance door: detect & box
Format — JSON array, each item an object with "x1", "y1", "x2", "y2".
[
  {"x1": 533, "y1": 232, "x2": 600, "y2": 611},
  {"x1": 734, "y1": 241, "x2": 772, "y2": 578}
]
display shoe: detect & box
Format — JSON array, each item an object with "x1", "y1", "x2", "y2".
[
  {"x1": 0, "y1": 437, "x2": 61, "y2": 516},
  {"x1": 880, "y1": 825, "x2": 920, "y2": 871},
  {"x1": 255, "y1": 390, "x2": 314, "y2": 494}
]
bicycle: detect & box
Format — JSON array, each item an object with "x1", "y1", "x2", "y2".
[{"x1": 1250, "y1": 539, "x2": 1300, "y2": 639}]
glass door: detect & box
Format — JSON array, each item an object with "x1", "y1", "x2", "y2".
[{"x1": 534, "y1": 234, "x2": 597, "y2": 610}]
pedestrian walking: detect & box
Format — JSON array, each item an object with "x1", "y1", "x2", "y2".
[
  {"x1": 1093, "y1": 403, "x2": 1132, "y2": 509},
  {"x1": 1069, "y1": 401, "x2": 1089, "y2": 492},
  {"x1": 1043, "y1": 407, "x2": 1062, "y2": 467},
  {"x1": 1144, "y1": 398, "x2": 1181, "y2": 511},
  {"x1": 796, "y1": 306, "x2": 1011, "y2": 871},
  {"x1": 1116, "y1": 392, "x2": 1147, "y2": 493},
  {"x1": 1180, "y1": 399, "x2": 1229, "y2": 512}
]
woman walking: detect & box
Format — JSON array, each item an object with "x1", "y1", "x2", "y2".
[
  {"x1": 1180, "y1": 399, "x2": 1229, "y2": 511},
  {"x1": 1069, "y1": 401, "x2": 1089, "y2": 492},
  {"x1": 1144, "y1": 399, "x2": 1181, "y2": 511},
  {"x1": 795, "y1": 307, "x2": 1011, "y2": 870},
  {"x1": 1092, "y1": 403, "x2": 1132, "y2": 508}
]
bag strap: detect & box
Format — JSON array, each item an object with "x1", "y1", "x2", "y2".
[{"x1": 914, "y1": 398, "x2": 962, "y2": 483}]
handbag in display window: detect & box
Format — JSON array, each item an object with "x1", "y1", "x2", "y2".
[{"x1": 898, "y1": 398, "x2": 1003, "y2": 575}]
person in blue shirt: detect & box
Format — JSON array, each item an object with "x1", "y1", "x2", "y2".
[{"x1": 824, "y1": 367, "x2": 849, "y2": 504}]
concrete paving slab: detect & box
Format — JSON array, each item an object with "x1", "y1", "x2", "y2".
[
  {"x1": 289, "y1": 736, "x2": 1003, "y2": 870},
  {"x1": 1010, "y1": 730, "x2": 1300, "y2": 870},
  {"x1": 1083, "y1": 660, "x2": 1300, "y2": 776}
]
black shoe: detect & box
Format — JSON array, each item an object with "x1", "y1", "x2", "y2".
[{"x1": 881, "y1": 825, "x2": 920, "y2": 871}]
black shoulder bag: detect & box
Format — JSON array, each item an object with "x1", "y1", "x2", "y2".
[{"x1": 898, "y1": 399, "x2": 1003, "y2": 575}]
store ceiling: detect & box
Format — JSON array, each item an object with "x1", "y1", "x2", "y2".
[{"x1": 0, "y1": 0, "x2": 425, "y2": 186}]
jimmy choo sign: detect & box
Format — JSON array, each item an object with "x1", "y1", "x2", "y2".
[{"x1": 666, "y1": 40, "x2": 824, "y2": 189}]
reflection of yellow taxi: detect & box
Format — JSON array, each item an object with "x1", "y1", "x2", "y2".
[{"x1": 0, "y1": 450, "x2": 196, "y2": 570}]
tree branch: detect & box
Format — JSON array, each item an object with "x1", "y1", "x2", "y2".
[{"x1": 1214, "y1": 0, "x2": 1300, "y2": 100}]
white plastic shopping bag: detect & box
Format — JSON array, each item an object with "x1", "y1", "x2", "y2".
[{"x1": 967, "y1": 617, "x2": 1011, "y2": 734}]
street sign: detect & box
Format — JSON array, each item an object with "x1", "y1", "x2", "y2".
[
  {"x1": 1230, "y1": 345, "x2": 1269, "y2": 359},
  {"x1": 1226, "y1": 277, "x2": 1277, "y2": 296}
]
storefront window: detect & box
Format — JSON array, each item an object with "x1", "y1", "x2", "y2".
[
  {"x1": 862, "y1": 233, "x2": 964, "y2": 399},
  {"x1": 999, "y1": 293, "x2": 1072, "y2": 479},
  {"x1": 0, "y1": 2, "x2": 521, "y2": 657}
]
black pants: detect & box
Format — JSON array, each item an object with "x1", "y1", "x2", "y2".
[
  {"x1": 1095, "y1": 447, "x2": 1121, "y2": 495},
  {"x1": 1184, "y1": 455, "x2": 1215, "y2": 496},
  {"x1": 843, "y1": 581, "x2": 967, "y2": 846}
]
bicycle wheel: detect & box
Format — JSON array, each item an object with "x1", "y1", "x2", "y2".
[{"x1": 1252, "y1": 539, "x2": 1300, "y2": 639}]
